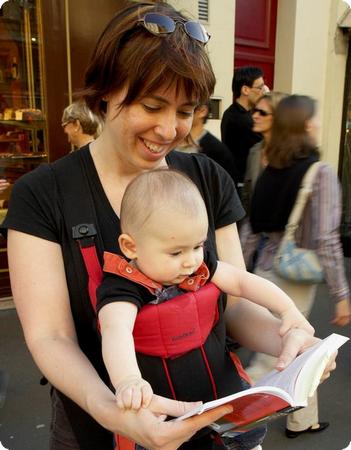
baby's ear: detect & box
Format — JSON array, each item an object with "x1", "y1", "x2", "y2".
[{"x1": 118, "y1": 233, "x2": 137, "y2": 259}]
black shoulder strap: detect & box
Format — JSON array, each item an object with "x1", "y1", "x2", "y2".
[
  {"x1": 51, "y1": 149, "x2": 103, "y2": 311},
  {"x1": 50, "y1": 150, "x2": 114, "y2": 450},
  {"x1": 51, "y1": 150, "x2": 99, "y2": 238}
]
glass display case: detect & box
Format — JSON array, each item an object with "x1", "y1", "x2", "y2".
[
  {"x1": 0, "y1": 0, "x2": 46, "y2": 298},
  {"x1": 0, "y1": 0, "x2": 46, "y2": 196}
]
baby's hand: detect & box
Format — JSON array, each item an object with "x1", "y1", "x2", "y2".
[
  {"x1": 279, "y1": 306, "x2": 315, "y2": 337},
  {"x1": 115, "y1": 376, "x2": 153, "y2": 410}
]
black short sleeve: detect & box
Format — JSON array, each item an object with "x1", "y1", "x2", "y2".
[
  {"x1": 2, "y1": 164, "x2": 60, "y2": 242},
  {"x1": 166, "y1": 151, "x2": 245, "y2": 230},
  {"x1": 96, "y1": 272, "x2": 150, "y2": 312}
]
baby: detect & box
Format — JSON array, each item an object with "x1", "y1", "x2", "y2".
[{"x1": 97, "y1": 168, "x2": 313, "y2": 412}]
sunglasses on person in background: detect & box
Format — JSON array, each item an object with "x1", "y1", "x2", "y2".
[
  {"x1": 138, "y1": 13, "x2": 210, "y2": 44},
  {"x1": 252, "y1": 108, "x2": 272, "y2": 117}
]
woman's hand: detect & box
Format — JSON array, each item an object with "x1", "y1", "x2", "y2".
[
  {"x1": 331, "y1": 298, "x2": 351, "y2": 327},
  {"x1": 99, "y1": 394, "x2": 233, "y2": 450}
]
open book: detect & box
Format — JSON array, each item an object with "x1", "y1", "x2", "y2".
[{"x1": 175, "y1": 333, "x2": 349, "y2": 434}]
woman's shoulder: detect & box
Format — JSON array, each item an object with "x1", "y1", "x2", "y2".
[
  {"x1": 249, "y1": 141, "x2": 263, "y2": 155},
  {"x1": 314, "y1": 160, "x2": 338, "y2": 181},
  {"x1": 311, "y1": 160, "x2": 339, "y2": 195},
  {"x1": 12, "y1": 147, "x2": 89, "y2": 199}
]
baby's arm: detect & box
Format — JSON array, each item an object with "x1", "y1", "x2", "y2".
[
  {"x1": 98, "y1": 301, "x2": 153, "y2": 410},
  {"x1": 212, "y1": 261, "x2": 314, "y2": 336}
]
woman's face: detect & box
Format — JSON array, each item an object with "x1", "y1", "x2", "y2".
[
  {"x1": 306, "y1": 114, "x2": 320, "y2": 146},
  {"x1": 252, "y1": 98, "x2": 273, "y2": 135},
  {"x1": 103, "y1": 84, "x2": 197, "y2": 172}
]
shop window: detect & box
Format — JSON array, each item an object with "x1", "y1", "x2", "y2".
[{"x1": 0, "y1": 0, "x2": 46, "y2": 207}]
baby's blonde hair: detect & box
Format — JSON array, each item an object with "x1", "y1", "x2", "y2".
[{"x1": 120, "y1": 169, "x2": 208, "y2": 234}]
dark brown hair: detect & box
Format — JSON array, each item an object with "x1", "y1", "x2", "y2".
[
  {"x1": 266, "y1": 95, "x2": 319, "y2": 168},
  {"x1": 81, "y1": 1, "x2": 216, "y2": 116},
  {"x1": 232, "y1": 66, "x2": 263, "y2": 99}
]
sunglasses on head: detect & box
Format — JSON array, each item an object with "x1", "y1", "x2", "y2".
[
  {"x1": 138, "y1": 13, "x2": 210, "y2": 44},
  {"x1": 252, "y1": 107, "x2": 272, "y2": 117}
]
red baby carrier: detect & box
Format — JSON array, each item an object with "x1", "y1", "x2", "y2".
[{"x1": 74, "y1": 227, "x2": 251, "y2": 450}]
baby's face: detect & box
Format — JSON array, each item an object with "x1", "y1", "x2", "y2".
[{"x1": 133, "y1": 208, "x2": 208, "y2": 286}]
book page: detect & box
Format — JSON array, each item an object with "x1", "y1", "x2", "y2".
[
  {"x1": 174, "y1": 333, "x2": 349, "y2": 425},
  {"x1": 255, "y1": 333, "x2": 349, "y2": 404}
]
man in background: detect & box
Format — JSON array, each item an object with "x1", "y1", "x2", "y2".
[
  {"x1": 179, "y1": 103, "x2": 237, "y2": 182},
  {"x1": 221, "y1": 66, "x2": 267, "y2": 195}
]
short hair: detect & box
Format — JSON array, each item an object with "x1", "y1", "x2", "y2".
[
  {"x1": 120, "y1": 169, "x2": 208, "y2": 234},
  {"x1": 266, "y1": 95, "x2": 319, "y2": 168},
  {"x1": 62, "y1": 101, "x2": 103, "y2": 137},
  {"x1": 232, "y1": 66, "x2": 264, "y2": 99},
  {"x1": 80, "y1": 1, "x2": 216, "y2": 117}
]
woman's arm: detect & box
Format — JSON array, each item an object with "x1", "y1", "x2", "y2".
[
  {"x1": 8, "y1": 229, "x2": 233, "y2": 448},
  {"x1": 8, "y1": 230, "x2": 98, "y2": 411}
]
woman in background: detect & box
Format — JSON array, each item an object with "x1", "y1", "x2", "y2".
[
  {"x1": 61, "y1": 100, "x2": 104, "y2": 149},
  {"x1": 241, "y1": 92, "x2": 287, "y2": 213},
  {"x1": 242, "y1": 94, "x2": 351, "y2": 438}
]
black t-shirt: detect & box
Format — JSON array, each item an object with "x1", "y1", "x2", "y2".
[
  {"x1": 221, "y1": 101, "x2": 262, "y2": 184},
  {"x1": 3, "y1": 146, "x2": 244, "y2": 448}
]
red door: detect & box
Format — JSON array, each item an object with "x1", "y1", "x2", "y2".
[{"x1": 234, "y1": 0, "x2": 278, "y2": 89}]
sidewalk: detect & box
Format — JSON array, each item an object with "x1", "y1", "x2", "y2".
[{"x1": 0, "y1": 260, "x2": 351, "y2": 450}]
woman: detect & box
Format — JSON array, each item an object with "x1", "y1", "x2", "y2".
[
  {"x1": 242, "y1": 92, "x2": 287, "y2": 209},
  {"x1": 243, "y1": 94, "x2": 351, "y2": 438},
  {"x1": 61, "y1": 100, "x2": 104, "y2": 149},
  {"x1": 3, "y1": 3, "x2": 328, "y2": 450}
]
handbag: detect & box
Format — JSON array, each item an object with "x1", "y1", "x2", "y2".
[{"x1": 273, "y1": 162, "x2": 324, "y2": 284}]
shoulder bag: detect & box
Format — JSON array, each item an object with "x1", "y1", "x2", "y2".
[{"x1": 273, "y1": 161, "x2": 324, "y2": 284}]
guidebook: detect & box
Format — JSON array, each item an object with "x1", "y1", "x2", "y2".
[{"x1": 175, "y1": 333, "x2": 349, "y2": 434}]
